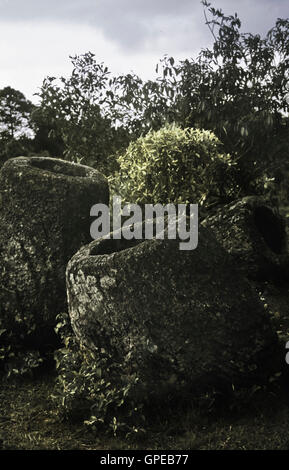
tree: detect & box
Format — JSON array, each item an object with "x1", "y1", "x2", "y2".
[
  {"x1": 0, "y1": 86, "x2": 35, "y2": 139},
  {"x1": 165, "y1": 1, "x2": 289, "y2": 197},
  {"x1": 30, "y1": 105, "x2": 65, "y2": 157},
  {"x1": 36, "y1": 3, "x2": 289, "y2": 200},
  {"x1": 36, "y1": 53, "x2": 176, "y2": 171},
  {"x1": 35, "y1": 55, "x2": 128, "y2": 170},
  {"x1": 0, "y1": 87, "x2": 35, "y2": 165}
]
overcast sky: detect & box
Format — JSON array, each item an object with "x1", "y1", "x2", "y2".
[{"x1": 0, "y1": 0, "x2": 288, "y2": 103}]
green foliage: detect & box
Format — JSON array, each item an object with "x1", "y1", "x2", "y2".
[
  {"x1": 35, "y1": 54, "x2": 131, "y2": 171},
  {"x1": 0, "y1": 87, "x2": 36, "y2": 165},
  {"x1": 53, "y1": 313, "x2": 145, "y2": 437},
  {"x1": 157, "y1": 2, "x2": 289, "y2": 197},
  {"x1": 113, "y1": 125, "x2": 235, "y2": 212},
  {"x1": 35, "y1": 53, "x2": 177, "y2": 172},
  {"x1": 4, "y1": 351, "x2": 43, "y2": 379},
  {"x1": 0, "y1": 327, "x2": 43, "y2": 379},
  {"x1": 0, "y1": 314, "x2": 44, "y2": 378},
  {"x1": 30, "y1": 106, "x2": 64, "y2": 158},
  {"x1": 33, "y1": 4, "x2": 289, "y2": 195},
  {"x1": 1, "y1": 3, "x2": 288, "y2": 197},
  {"x1": 0, "y1": 87, "x2": 35, "y2": 139},
  {"x1": 0, "y1": 135, "x2": 35, "y2": 167}
]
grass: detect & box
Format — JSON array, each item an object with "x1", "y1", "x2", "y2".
[{"x1": 0, "y1": 359, "x2": 289, "y2": 450}]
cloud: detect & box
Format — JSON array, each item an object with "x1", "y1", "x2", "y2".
[
  {"x1": 0, "y1": 0, "x2": 193, "y2": 20},
  {"x1": 0, "y1": 0, "x2": 197, "y2": 51},
  {"x1": 0, "y1": 0, "x2": 288, "y2": 101},
  {"x1": 0, "y1": 20, "x2": 194, "y2": 103},
  {"x1": 0, "y1": 0, "x2": 288, "y2": 53},
  {"x1": 209, "y1": 0, "x2": 289, "y2": 35}
]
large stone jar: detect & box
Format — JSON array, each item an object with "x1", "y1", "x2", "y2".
[
  {"x1": 0, "y1": 156, "x2": 109, "y2": 347},
  {"x1": 202, "y1": 196, "x2": 289, "y2": 281},
  {"x1": 67, "y1": 223, "x2": 280, "y2": 402}
]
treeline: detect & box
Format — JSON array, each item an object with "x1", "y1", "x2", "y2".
[{"x1": 1, "y1": 2, "x2": 289, "y2": 201}]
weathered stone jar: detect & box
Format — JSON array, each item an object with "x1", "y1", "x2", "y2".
[
  {"x1": 202, "y1": 196, "x2": 289, "y2": 281},
  {"x1": 67, "y1": 223, "x2": 280, "y2": 402},
  {"x1": 0, "y1": 156, "x2": 109, "y2": 347}
]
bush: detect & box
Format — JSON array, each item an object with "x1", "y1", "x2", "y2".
[
  {"x1": 112, "y1": 125, "x2": 236, "y2": 214},
  {"x1": 53, "y1": 313, "x2": 146, "y2": 437},
  {"x1": 52, "y1": 313, "x2": 224, "y2": 437}
]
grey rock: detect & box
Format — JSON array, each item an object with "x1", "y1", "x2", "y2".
[
  {"x1": 66, "y1": 221, "x2": 280, "y2": 402},
  {"x1": 0, "y1": 156, "x2": 109, "y2": 347},
  {"x1": 202, "y1": 196, "x2": 289, "y2": 281}
]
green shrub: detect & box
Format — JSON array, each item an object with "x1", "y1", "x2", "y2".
[
  {"x1": 0, "y1": 316, "x2": 44, "y2": 378},
  {"x1": 111, "y1": 125, "x2": 236, "y2": 213},
  {"x1": 53, "y1": 313, "x2": 146, "y2": 437}
]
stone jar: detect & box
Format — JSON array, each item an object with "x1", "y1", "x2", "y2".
[
  {"x1": 66, "y1": 223, "x2": 280, "y2": 403},
  {"x1": 0, "y1": 156, "x2": 109, "y2": 348},
  {"x1": 202, "y1": 196, "x2": 289, "y2": 281}
]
